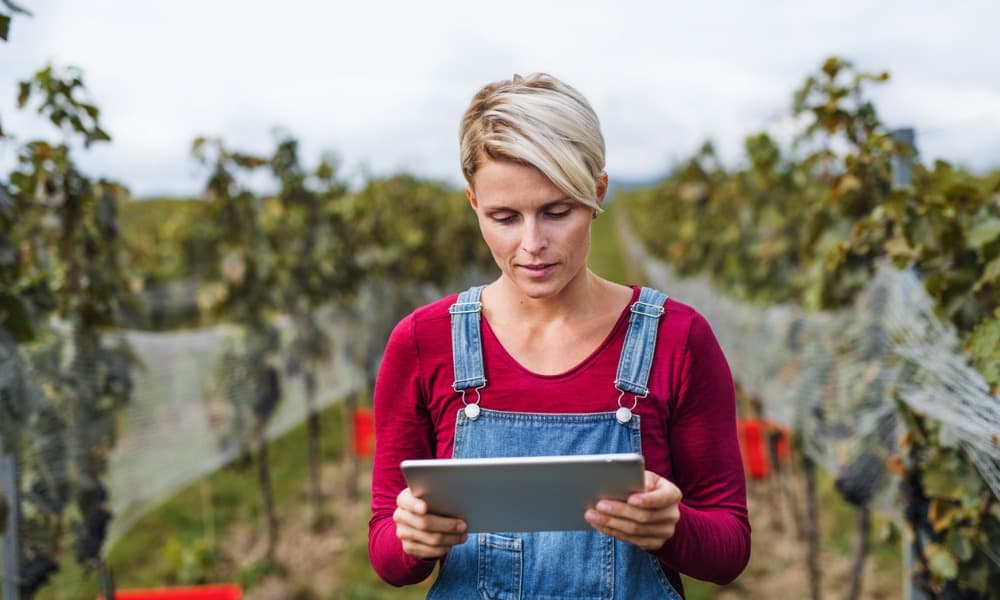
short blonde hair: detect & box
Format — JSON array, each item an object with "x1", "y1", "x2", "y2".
[{"x1": 459, "y1": 73, "x2": 606, "y2": 212}]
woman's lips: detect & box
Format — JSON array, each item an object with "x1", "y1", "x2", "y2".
[{"x1": 517, "y1": 263, "x2": 557, "y2": 278}]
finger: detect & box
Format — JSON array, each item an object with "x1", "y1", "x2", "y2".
[
  {"x1": 399, "y1": 535, "x2": 462, "y2": 559},
  {"x1": 596, "y1": 498, "x2": 675, "y2": 525},
  {"x1": 393, "y1": 506, "x2": 468, "y2": 535},
  {"x1": 397, "y1": 487, "x2": 428, "y2": 515},
  {"x1": 394, "y1": 509, "x2": 469, "y2": 560},
  {"x1": 585, "y1": 514, "x2": 676, "y2": 550},
  {"x1": 397, "y1": 521, "x2": 469, "y2": 549},
  {"x1": 628, "y1": 476, "x2": 682, "y2": 509},
  {"x1": 587, "y1": 506, "x2": 674, "y2": 535}
]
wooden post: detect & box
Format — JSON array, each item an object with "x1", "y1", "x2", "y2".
[
  {"x1": 1, "y1": 431, "x2": 22, "y2": 600},
  {"x1": 890, "y1": 127, "x2": 933, "y2": 600},
  {"x1": 802, "y1": 454, "x2": 822, "y2": 600},
  {"x1": 846, "y1": 507, "x2": 871, "y2": 600}
]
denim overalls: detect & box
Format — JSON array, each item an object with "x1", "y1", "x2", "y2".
[{"x1": 428, "y1": 286, "x2": 682, "y2": 600}]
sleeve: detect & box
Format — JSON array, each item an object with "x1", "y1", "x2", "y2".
[
  {"x1": 654, "y1": 313, "x2": 751, "y2": 585},
  {"x1": 367, "y1": 314, "x2": 438, "y2": 586}
]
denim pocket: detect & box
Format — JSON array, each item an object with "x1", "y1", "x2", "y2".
[
  {"x1": 523, "y1": 530, "x2": 614, "y2": 599},
  {"x1": 477, "y1": 533, "x2": 522, "y2": 600}
]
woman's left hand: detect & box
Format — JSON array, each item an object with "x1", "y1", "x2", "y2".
[{"x1": 584, "y1": 470, "x2": 682, "y2": 551}]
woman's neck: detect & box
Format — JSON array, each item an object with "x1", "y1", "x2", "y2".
[{"x1": 485, "y1": 269, "x2": 620, "y2": 327}]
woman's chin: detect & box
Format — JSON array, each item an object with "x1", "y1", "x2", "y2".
[{"x1": 507, "y1": 276, "x2": 569, "y2": 300}]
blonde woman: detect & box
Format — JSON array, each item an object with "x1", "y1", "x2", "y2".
[{"x1": 369, "y1": 73, "x2": 750, "y2": 599}]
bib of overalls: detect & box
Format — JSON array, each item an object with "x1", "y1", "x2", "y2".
[{"x1": 428, "y1": 287, "x2": 682, "y2": 600}]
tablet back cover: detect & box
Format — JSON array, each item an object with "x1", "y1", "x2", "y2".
[{"x1": 401, "y1": 453, "x2": 644, "y2": 532}]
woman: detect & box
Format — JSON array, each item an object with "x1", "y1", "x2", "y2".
[{"x1": 369, "y1": 73, "x2": 749, "y2": 598}]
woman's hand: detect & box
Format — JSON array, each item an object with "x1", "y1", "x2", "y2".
[
  {"x1": 584, "y1": 470, "x2": 682, "y2": 551},
  {"x1": 393, "y1": 487, "x2": 469, "y2": 559}
]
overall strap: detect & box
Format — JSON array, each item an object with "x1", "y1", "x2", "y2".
[
  {"x1": 449, "y1": 285, "x2": 487, "y2": 392},
  {"x1": 615, "y1": 287, "x2": 669, "y2": 398}
]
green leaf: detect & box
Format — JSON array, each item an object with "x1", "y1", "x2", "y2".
[
  {"x1": 0, "y1": 15, "x2": 10, "y2": 41},
  {"x1": 947, "y1": 528, "x2": 974, "y2": 562},
  {"x1": 79, "y1": 103, "x2": 99, "y2": 119},
  {"x1": 974, "y1": 256, "x2": 1000, "y2": 292},
  {"x1": 923, "y1": 457, "x2": 966, "y2": 498},
  {"x1": 968, "y1": 218, "x2": 1000, "y2": 250},
  {"x1": 965, "y1": 311, "x2": 1000, "y2": 390},
  {"x1": 90, "y1": 127, "x2": 111, "y2": 143},
  {"x1": 926, "y1": 543, "x2": 959, "y2": 580}
]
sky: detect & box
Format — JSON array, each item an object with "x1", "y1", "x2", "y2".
[{"x1": 1, "y1": 0, "x2": 999, "y2": 197}]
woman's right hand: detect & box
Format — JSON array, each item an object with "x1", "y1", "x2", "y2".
[{"x1": 393, "y1": 487, "x2": 469, "y2": 559}]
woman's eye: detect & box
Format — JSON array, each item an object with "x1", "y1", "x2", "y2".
[
  {"x1": 546, "y1": 209, "x2": 571, "y2": 219},
  {"x1": 491, "y1": 214, "x2": 516, "y2": 223}
]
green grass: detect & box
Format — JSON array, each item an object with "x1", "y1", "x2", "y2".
[{"x1": 589, "y1": 203, "x2": 642, "y2": 285}]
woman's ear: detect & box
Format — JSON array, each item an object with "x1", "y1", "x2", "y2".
[
  {"x1": 596, "y1": 172, "x2": 609, "y2": 209},
  {"x1": 466, "y1": 185, "x2": 479, "y2": 210}
]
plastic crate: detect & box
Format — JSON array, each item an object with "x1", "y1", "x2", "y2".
[{"x1": 98, "y1": 584, "x2": 242, "y2": 600}]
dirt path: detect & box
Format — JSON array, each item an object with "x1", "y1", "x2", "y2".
[{"x1": 221, "y1": 461, "x2": 365, "y2": 600}]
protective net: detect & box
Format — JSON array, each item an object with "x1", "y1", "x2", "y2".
[
  {"x1": 106, "y1": 280, "x2": 422, "y2": 544},
  {"x1": 618, "y1": 216, "x2": 1000, "y2": 519},
  {"x1": 0, "y1": 278, "x2": 426, "y2": 579}
]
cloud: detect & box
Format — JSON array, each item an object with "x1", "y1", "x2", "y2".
[{"x1": 2, "y1": 0, "x2": 998, "y2": 196}]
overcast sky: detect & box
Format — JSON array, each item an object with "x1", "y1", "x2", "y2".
[{"x1": 1, "y1": 1, "x2": 999, "y2": 197}]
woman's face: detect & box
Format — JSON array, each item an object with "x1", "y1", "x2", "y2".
[{"x1": 466, "y1": 159, "x2": 602, "y2": 300}]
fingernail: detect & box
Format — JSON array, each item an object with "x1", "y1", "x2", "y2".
[
  {"x1": 596, "y1": 501, "x2": 611, "y2": 512},
  {"x1": 457, "y1": 522, "x2": 467, "y2": 533},
  {"x1": 585, "y1": 510, "x2": 597, "y2": 522}
]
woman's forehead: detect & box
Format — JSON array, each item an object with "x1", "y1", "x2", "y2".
[{"x1": 471, "y1": 161, "x2": 568, "y2": 203}]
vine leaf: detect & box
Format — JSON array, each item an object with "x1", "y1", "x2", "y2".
[
  {"x1": 965, "y1": 311, "x2": 1000, "y2": 392},
  {"x1": 967, "y1": 217, "x2": 1000, "y2": 251},
  {"x1": 973, "y1": 256, "x2": 1000, "y2": 292},
  {"x1": 925, "y1": 543, "x2": 959, "y2": 580}
]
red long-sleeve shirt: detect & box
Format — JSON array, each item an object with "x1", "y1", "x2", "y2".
[{"x1": 368, "y1": 286, "x2": 750, "y2": 596}]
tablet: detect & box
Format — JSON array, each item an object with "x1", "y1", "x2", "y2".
[{"x1": 400, "y1": 453, "x2": 645, "y2": 532}]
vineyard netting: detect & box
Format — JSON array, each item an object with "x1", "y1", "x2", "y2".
[
  {"x1": 619, "y1": 214, "x2": 1000, "y2": 553},
  {"x1": 3, "y1": 279, "x2": 427, "y2": 554}
]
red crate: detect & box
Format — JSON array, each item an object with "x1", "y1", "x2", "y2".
[
  {"x1": 737, "y1": 418, "x2": 791, "y2": 480},
  {"x1": 353, "y1": 407, "x2": 375, "y2": 458},
  {"x1": 98, "y1": 584, "x2": 242, "y2": 600},
  {"x1": 738, "y1": 418, "x2": 770, "y2": 479}
]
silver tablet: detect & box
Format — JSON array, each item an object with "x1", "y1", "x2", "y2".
[{"x1": 400, "y1": 453, "x2": 645, "y2": 533}]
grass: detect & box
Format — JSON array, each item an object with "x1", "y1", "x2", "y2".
[{"x1": 589, "y1": 203, "x2": 642, "y2": 285}]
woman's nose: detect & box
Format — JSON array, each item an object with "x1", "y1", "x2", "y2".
[{"x1": 520, "y1": 219, "x2": 547, "y2": 255}]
